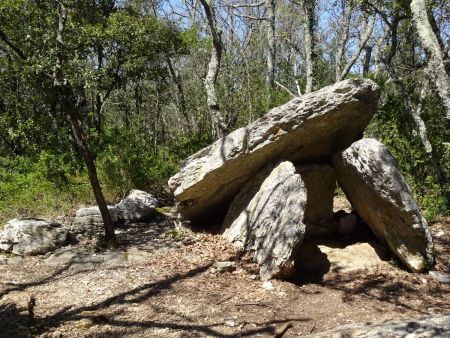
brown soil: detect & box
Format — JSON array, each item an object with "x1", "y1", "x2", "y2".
[{"x1": 1, "y1": 202, "x2": 449, "y2": 338}]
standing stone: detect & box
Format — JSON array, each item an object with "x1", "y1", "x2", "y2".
[
  {"x1": 333, "y1": 138, "x2": 434, "y2": 272},
  {"x1": 223, "y1": 161, "x2": 307, "y2": 280},
  {"x1": 169, "y1": 79, "x2": 379, "y2": 220},
  {"x1": 297, "y1": 165, "x2": 337, "y2": 238},
  {"x1": 0, "y1": 219, "x2": 68, "y2": 256}
]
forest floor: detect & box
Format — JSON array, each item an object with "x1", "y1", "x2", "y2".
[{"x1": 0, "y1": 197, "x2": 449, "y2": 338}]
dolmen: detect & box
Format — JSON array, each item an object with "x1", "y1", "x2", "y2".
[{"x1": 168, "y1": 79, "x2": 434, "y2": 280}]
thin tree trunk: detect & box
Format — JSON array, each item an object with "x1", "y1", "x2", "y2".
[
  {"x1": 166, "y1": 57, "x2": 192, "y2": 131},
  {"x1": 337, "y1": 12, "x2": 375, "y2": 81},
  {"x1": 54, "y1": 1, "x2": 116, "y2": 247},
  {"x1": 362, "y1": 45, "x2": 373, "y2": 77},
  {"x1": 265, "y1": 0, "x2": 276, "y2": 92},
  {"x1": 411, "y1": 0, "x2": 450, "y2": 120},
  {"x1": 199, "y1": 0, "x2": 228, "y2": 138},
  {"x1": 301, "y1": 0, "x2": 316, "y2": 93},
  {"x1": 335, "y1": 1, "x2": 352, "y2": 81}
]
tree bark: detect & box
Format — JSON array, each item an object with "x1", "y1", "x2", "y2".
[
  {"x1": 337, "y1": 12, "x2": 375, "y2": 81},
  {"x1": 54, "y1": 1, "x2": 117, "y2": 247},
  {"x1": 362, "y1": 45, "x2": 373, "y2": 77},
  {"x1": 411, "y1": 0, "x2": 450, "y2": 120},
  {"x1": 300, "y1": 0, "x2": 317, "y2": 93},
  {"x1": 335, "y1": 1, "x2": 352, "y2": 81},
  {"x1": 265, "y1": 0, "x2": 276, "y2": 91},
  {"x1": 199, "y1": 0, "x2": 228, "y2": 138}
]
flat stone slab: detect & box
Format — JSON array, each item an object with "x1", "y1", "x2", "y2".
[
  {"x1": 333, "y1": 139, "x2": 434, "y2": 272},
  {"x1": 223, "y1": 161, "x2": 307, "y2": 280},
  {"x1": 169, "y1": 79, "x2": 379, "y2": 220},
  {"x1": 301, "y1": 313, "x2": 450, "y2": 337}
]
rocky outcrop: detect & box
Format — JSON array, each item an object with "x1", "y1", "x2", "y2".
[
  {"x1": 297, "y1": 165, "x2": 337, "y2": 238},
  {"x1": 333, "y1": 138, "x2": 434, "y2": 272},
  {"x1": 0, "y1": 219, "x2": 68, "y2": 256},
  {"x1": 72, "y1": 206, "x2": 119, "y2": 234},
  {"x1": 223, "y1": 162, "x2": 307, "y2": 280},
  {"x1": 115, "y1": 189, "x2": 157, "y2": 222},
  {"x1": 72, "y1": 190, "x2": 157, "y2": 233},
  {"x1": 301, "y1": 313, "x2": 450, "y2": 337},
  {"x1": 169, "y1": 79, "x2": 379, "y2": 220}
]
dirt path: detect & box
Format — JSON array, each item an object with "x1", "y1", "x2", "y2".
[{"x1": 0, "y1": 211, "x2": 449, "y2": 337}]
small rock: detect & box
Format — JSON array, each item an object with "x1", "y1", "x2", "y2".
[
  {"x1": 429, "y1": 271, "x2": 450, "y2": 284},
  {"x1": 212, "y1": 261, "x2": 236, "y2": 273},
  {"x1": 262, "y1": 281, "x2": 274, "y2": 291},
  {"x1": 224, "y1": 318, "x2": 237, "y2": 327},
  {"x1": 115, "y1": 189, "x2": 157, "y2": 223},
  {"x1": 434, "y1": 231, "x2": 445, "y2": 238}
]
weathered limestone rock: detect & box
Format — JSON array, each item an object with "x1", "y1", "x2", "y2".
[
  {"x1": 72, "y1": 206, "x2": 119, "y2": 233},
  {"x1": 301, "y1": 313, "x2": 450, "y2": 338},
  {"x1": 223, "y1": 161, "x2": 307, "y2": 280},
  {"x1": 0, "y1": 219, "x2": 68, "y2": 256},
  {"x1": 297, "y1": 165, "x2": 337, "y2": 238},
  {"x1": 333, "y1": 138, "x2": 434, "y2": 272},
  {"x1": 169, "y1": 79, "x2": 379, "y2": 220},
  {"x1": 115, "y1": 189, "x2": 157, "y2": 222}
]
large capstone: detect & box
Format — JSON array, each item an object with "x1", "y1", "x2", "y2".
[
  {"x1": 222, "y1": 161, "x2": 307, "y2": 280},
  {"x1": 169, "y1": 79, "x2": 379, "y2": 220},
  {"x1": 0, "y1": 218, "x2": 68, "y2": 256},
  {"x1": 333, "y1": 138, "x2": 434, "y2": 272}
]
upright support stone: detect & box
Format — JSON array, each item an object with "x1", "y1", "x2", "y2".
[
  {"x1": 333, "y1": 138, "x2": 434, "y2": 272},
  {"x1": 169, "y1": 79, "x2": 379, "y2": 220},
  {"x1": 297, "y1": 165, "x2": 337, "y2": 238},
  {"x1": 223, "y1": 162, "x2": 307, "y2": 280}
]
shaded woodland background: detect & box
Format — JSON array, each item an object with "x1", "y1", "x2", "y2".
[{"x1": 0, "y1": 0, "x2": 449, "y2": 226}]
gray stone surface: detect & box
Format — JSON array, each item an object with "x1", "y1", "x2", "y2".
[
  {"x1": 429, "y1": 270, "x2": 450, "y2": 284},
  {"x1": 333, "y1": 138, "x2": 434, "y2": 272},
  {"x1": 169, "y1": 79, "x2": 379, "y2": 220},
  {"x1": 297, "y1": 165, "x2": 337, "y2": 238},
  {"x1": 223, "y1": 161, "x2": 307, "y2": 280},
  {"x1": 0, "y1": 218, "x2": 68, "y2": 256},
  {"x1": 115, "y1": 189, "x2": 157, "y2": 222},
  {"x1": 300, "y1": 313, "x2": 450, "y2": 337},
  {"x1": 72, "y1": 206, "x2": 119, "y2": 233}
]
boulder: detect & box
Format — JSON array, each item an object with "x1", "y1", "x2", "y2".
[
  {"x1": 223, "y1": 161, "x2": 307, "y2": 280},
  {"x1": 338, "y1": 212, "x2": 357, "y2": 234},
  {"x1": 301, "y1": 313, "x2": 450, "y2": 338},
  {"x1": 72, "y1": 206, "x2": 119, "y2": 233},
  {"x1": 0, "y1": 218, "x2": 68, "y2": 256},
  {"x1": 169, "y1": 79, "x2": 379, "y2": 220},
  {"x1": 333, "y1": 138, "x2": 434, "y2": 272},
  {"x1": 297, "y1": 164, "x2": 337, "y2": 238},
  {"x1": 115, "y1": 189, "x2": 157, "y2": 222}
]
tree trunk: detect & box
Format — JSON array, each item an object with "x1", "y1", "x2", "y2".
[
  {"x1": 301, "y1": 0, "x2": 316, "y2": 93},
  {"x1": 54, "y1": 1, "x2": 117, "y2": 248},
  {"x1": 337, "y1": 12, "x2": 375, "y2": 81},
  {"x1": 362, "y1": 45, "x2": 373, "y2": 77},
  {"x1": 199, "y1": 0, "x2": 228, "y2": 138},
  {"x1": 335, "y1": 2, "x2": 352, "y2": 81},
  {"x1": 265, "y1": 0, "x2": 276, "y2": 92},
  {"x1": 411, "y1": 0, "x2": 450, "y2": 120}
]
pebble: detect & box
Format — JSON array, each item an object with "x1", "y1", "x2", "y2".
[{"x1": 429, "y1": 271, "x2": 450, "y2": 284}]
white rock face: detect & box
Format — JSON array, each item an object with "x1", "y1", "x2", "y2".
[
  {"x1": 115, "y1": 189, "x2": 157, "y2": 222},
  {"x1": 223, "y1": 161, "x2": 307, "y2": 280},
  {"x1": 333, "y1": 138, "x2": 434, "y2": 272},
  {"x1": 72, "y1": 206, "x2": 119, "y2": 233},
  {"x1": 0, "y1": 219, "x2": 68, "y2": 256},
  {"x1": 72, "y1": 190, "x2": 157, "y2": 233},
  {"x1": 169, "y1": 79, "x2": 379, "y2": 220},
  {"x1": 302, "y1": 313, "x2": 450, "y2": 338}
]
